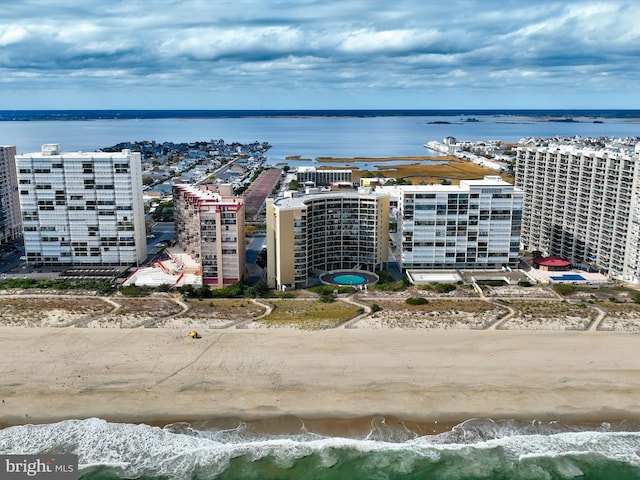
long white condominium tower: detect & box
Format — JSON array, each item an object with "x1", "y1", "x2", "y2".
[
  {"x1": 16, "y1": 144, "x2": 147, "y2": 266},
  {"x1": 515, "y1": 142, "x2": 640, "y2": 283},
  {"x1": 382, "y1": 176, "x2": 522, "y2": 271},
  {"x1": 0, "y1": 146, "x2": 22, "y2": 244}
]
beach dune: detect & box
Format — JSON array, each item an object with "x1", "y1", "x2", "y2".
[{"x1": 1, "y1": 327, "x2": 639, "y2": 427}]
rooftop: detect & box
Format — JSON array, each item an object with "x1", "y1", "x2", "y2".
[
  {"x1": 272, "y1": 187, "x2": 388, "y2": 210},
  {"x1": 532, "y1": 256, "x2": 571, "y2": 267},
  {"x1": 19, "y1": 144, "x2": 137, "y2": 158}
]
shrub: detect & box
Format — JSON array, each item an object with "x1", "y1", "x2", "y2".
[
  {"x1": 308, "y1": 285, "x2": 353, "y2": 295},
  {"x1": 251, "y1": 280, "x2": 269, "y2": 297},
  {"x1": 178, "y1": 284, "x2": 194, "y2": 297},
  {"x1": 434, "y1": 283, "x2": 457, "y2": 294},
  {"x1": 319, "y1": 289, "x2": 335, "y2": 303},
  {"x1": 196, "y1": 285, "x2": 213, "y2": 298},
  {"x1": 0, "y1": 278, "x2": 112, "y2": 294},
  {"x1": 553, "y1": 283, "x2": 576, "y2": 296},
  {"x1": 376, "y1": 270, "x2": 395, "y2": 284},
  {"x1": 405, "y1": 297, "x2": 428, "y2": 305},
  {"x1": 371, "y1": 271, "x2": 410, "y2": 292},
  {"x1": 118, "y1": 285, "x2": 150, "y2": 297}
]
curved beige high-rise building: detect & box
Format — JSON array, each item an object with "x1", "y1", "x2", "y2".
[{"x1": 266, "y1": 190, "x2": 390, "y2": 290}]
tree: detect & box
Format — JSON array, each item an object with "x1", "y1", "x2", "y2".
[
  {"x1": 142, "y1": 175, "x2": 154, "y2": 186},
  {"x1": 152, "y1": 201, "x2": 174, "y2": 222}
]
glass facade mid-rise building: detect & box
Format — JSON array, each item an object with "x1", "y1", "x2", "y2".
[
  {"x1": 382, "y1": 176, "x2": 522, "y2": 271},
  {"x1": 295, "y1": 167, "x2": 353, "y2": 187},
  {"x1": 15, "y1": 144, "x2": 146, "y2": 266},
  {"x1": 266, "y1": 190, "x2": 389, "y2": 290}
]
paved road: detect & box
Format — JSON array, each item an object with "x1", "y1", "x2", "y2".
[
  {"x1": 142, "y1": 222, "x2": 175, "y2": 265},
  {"x1": 245, "y1": 233, "x2": 266, "y2": 285}
]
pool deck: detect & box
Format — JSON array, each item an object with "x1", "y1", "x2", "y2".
[{"x1": 527, "y1": 268, "x2": 611, "y2": 285}]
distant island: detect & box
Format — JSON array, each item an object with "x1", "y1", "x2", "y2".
[
  {"x1": 1, "y1": 109, "x2": 638, "y2": 122},
  {"x1": 546, "y1": 118, "x2": 579, "y2": 123}
]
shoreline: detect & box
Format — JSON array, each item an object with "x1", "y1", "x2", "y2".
[
  {"x1": 4, "y1": 414, "x2": 636, "y2": 440},
  {"x1": 1, "y1": 327, "x2": 640, "y2": 429}
]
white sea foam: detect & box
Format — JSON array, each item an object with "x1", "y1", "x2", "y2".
[{"x1": 1, "y1": 417, "x2": 639, "y2": 479}]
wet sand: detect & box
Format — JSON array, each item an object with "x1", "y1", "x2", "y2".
[{"x1": 1, "y1": 327, "x2": 640, "y2": 428}]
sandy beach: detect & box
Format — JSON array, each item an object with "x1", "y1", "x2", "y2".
[{"x1": 1, "y1": 325, "x2": 640, "y2": 429}]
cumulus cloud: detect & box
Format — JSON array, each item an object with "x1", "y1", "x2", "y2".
[{"x1": 0, "y1": 0, "x2": 637, "y2": 108}]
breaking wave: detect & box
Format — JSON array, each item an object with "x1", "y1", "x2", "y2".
[{"x1": 2, "y1": 417, "x2": 640, "y2": 479}]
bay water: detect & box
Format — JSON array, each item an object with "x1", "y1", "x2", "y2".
[{"x1": 1, "y1": 111, "x2": 639, "y2": 168}]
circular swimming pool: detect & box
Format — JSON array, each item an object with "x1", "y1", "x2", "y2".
[
  {"x1": 320, "y1": 270, "x2": 379, "y2": 287},
  {"x1": 332, "y1": 274, "x2": 368, "y2": 285}
]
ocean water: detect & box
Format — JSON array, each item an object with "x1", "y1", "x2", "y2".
[{"x1": 2, "y1": 417, "x2": 640, "y2": 479}]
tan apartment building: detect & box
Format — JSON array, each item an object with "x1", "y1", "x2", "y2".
[
  {"x1": 173, "y1": 183, "x2": 245, "y2": 287},
  {"x1": 266, "y1": 190, "x2": 390, "y2": 290}
]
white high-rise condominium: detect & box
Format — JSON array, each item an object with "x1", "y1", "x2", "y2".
[
  {"x1": 381, "y1": 176, "x2": 522, "y2": 271},
  {"x1": 515, "y1": 142, "x2": 640, "y2": 283},
  {"x1": 16, "y1": 144, "x2": 147, "y2": 266},
  {"x1": 0, "y1": 146, "x2": 22, "y2": 244}
]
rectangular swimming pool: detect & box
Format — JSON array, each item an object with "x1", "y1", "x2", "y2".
[{"x1": 551, "y1": 274, "x2": 586, "y2": 281}]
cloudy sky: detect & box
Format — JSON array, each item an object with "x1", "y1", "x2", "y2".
[{"x1": 1, "y1": 0, "x2": 638, "y2": 109}]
